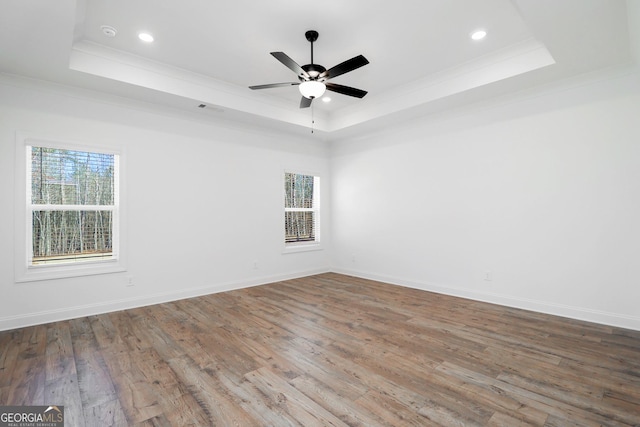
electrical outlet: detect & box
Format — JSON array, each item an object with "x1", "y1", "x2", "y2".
[
  {"x1": 126, "y1": 276, "x2": 135, "y2": 287},
  {"x1": 484, "y1": 271, "x2": 492, "y2": 281},
  {"x1": 253, "y1": 261, "x2": 259, "y2": 270}
]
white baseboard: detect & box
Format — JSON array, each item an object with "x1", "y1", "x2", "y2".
[
  {"x1": 0, "y1": 268, "x2": 330, "y2": 331},
  {"x1": 3, "y1": 267, "x2": 638, "y2": 332},
  {"x1": 332, "y1": 267, "x2": 640, "y2": 332}
]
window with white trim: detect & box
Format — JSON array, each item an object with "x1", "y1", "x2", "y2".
[
  {"x1": 15, "y1": 137, "x2": 125, "y2": 282},
  {"x1": 284, "y1": 172, "x2": 320, "y2": 246}
]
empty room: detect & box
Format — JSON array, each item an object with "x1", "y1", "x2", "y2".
[{"x1": 1, "y1": 0, "x2": 639, "y2": 425}]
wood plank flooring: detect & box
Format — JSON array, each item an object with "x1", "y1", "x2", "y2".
[{"x1": 1, "y1": 273, "x2": 639, "y2": 426}]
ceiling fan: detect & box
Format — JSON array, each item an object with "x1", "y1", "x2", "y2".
[{"x1": 249, "y1": 30, "x2": 369, "y2": 108}]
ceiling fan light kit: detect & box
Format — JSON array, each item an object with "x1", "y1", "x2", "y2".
[
  {"x1": 299, "y1": 81, "x2": 326, "y2": 99},
  {"x1": 249, "y1": 30, "x2": 369, "y2": 109}
]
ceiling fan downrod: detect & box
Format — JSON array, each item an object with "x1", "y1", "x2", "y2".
[
  {"x1": 305, "y1": 30, "x2": 318, "y2": 65},
  {"x1": 301, "y1": 31, "x2": 326, "y2": 81}
]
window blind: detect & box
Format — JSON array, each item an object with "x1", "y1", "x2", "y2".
[
  {"x1": 29, "y1": 147, "x2": 116, "y2": 264},
  {"x1": 284, "y1": 172, "x2": 318, "y2": 243}
]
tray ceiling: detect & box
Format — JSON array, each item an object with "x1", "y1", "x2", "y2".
[{"x1": 0, "y1": 0, "x2": 636, "y2": 134}]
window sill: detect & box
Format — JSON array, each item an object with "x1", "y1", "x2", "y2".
[
  {"x1": 282, "y1": 242, "x2": 323, "y2": 254},
  {"x1": 15, "y1": 259, "x2": 126, "y2": 283}
]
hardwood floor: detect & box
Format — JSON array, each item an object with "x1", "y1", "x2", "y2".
[{"x1": 1, "y1": 273, "x2": 639, "y2": 426}]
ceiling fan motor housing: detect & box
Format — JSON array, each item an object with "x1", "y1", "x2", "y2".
[{"x1": 300, "y1": 64, "x2": 327, "y2": 81}]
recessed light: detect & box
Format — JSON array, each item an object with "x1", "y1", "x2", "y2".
[
  {"x1": 101, "y1": 25, "x2": 117, "y2": 38},
  {"x1": 322, "y1": 97, "x2": 331, "y2": 103},
  {"x1": 471, "y1": 29, "x2": 487, "y2": 41},
  {"x1": 138, "y1": 32, "x2": 154, "y2": 43}
]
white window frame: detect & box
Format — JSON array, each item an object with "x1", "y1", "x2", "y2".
[
  {"x1": 283, "y1": 171, "x2": 322, "y2": 254},
  {"x1": 14, "y1": 133, "x2": 127, "y2": 282}
]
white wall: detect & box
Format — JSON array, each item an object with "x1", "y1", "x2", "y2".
[
  {"x1": 0, "y1": 77, "x2": 331, "y2": 330},
  {"x1": 331, "y1": 70, "x2": 640, "y2": 330},
  {"x1": 3, "y1": 68, "x2": 640, "y2": 332}
]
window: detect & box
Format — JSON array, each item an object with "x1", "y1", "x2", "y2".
[
  {"x1": 284, "y1": 172, "x2": 320, "y2": 249},
  {"x1": 15, "y1": 136, "x2": 125, "y2": 281},
  {"x1": 29, "y1": 146, "x2": 117, "y2": 264}
]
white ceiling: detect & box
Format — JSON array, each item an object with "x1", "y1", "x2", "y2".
[{"x1": 0, "y1": 0, "x2": 636, "y2": 135}]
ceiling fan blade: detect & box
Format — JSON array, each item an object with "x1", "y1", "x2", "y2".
[
  {"x1": 271, "y1": 52, "x2": 310, "y2": 79},
  {"x1": 249, "y1": 82, "x2": 299, "y2": 90},
  {"x1": 300, "y1": 96, "x2": 312, "y2": 108},
  {"x1": 325, "y1": 82, "x2": 368, "y2": 98},
  {"x1": 320, "y1": 55, "x2": 369, "y2": 80}
]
